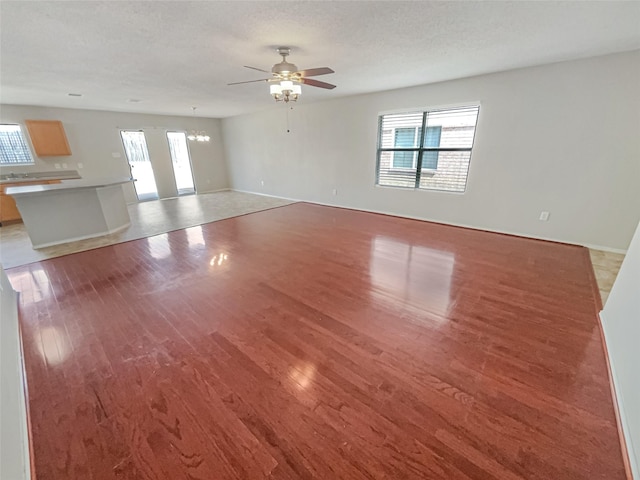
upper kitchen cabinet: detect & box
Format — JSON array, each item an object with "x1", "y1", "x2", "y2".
[{"x1": 25, "y1": 120, "x2": 72, "y2": 156}]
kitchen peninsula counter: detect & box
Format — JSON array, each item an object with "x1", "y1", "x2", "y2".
[{"x1": 6, "y1": 178, "x2": 134, "y2": 248}]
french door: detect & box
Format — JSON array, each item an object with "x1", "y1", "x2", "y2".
[
  {"x1": 120, "y1": 130, "x2": 159, "y2": 201},
  {"x1": 166, "y1": 132, "x2": 195, "y2": 195}
]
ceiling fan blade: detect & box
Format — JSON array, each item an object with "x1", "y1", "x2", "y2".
[
  {"x1": 244, "y1": 65, "x2": 271, "y2": 73},
  {"x1": 227, "y1": 78, "x2": 271, "y2": 86},
  {"x1": 296, "y1": 67, "x2": 334, "y2": 77},
  {"x1": 300, "y1": 78, "x2": 336, "y2": 90}
]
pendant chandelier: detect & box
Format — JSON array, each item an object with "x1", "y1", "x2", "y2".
[{"x1": 187, "y1": 106, "x2": 210, "y2": 142}]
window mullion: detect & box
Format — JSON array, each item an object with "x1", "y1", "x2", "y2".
[{"x1": 414, "y1": 112, "x2": 428, "y2": 188}]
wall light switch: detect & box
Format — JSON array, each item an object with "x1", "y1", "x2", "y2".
[
  {"x1": 539, "y1": 211, "x2": 550, "y2": 221},
  {"x1": 261, "y1": 180, "x2": 264, "y2": 187},
  {"x1": 332, "y1": 188, "x2": 338, "y2": 195}
]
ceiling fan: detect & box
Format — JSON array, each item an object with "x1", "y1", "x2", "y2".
[{"x1": 228, "y1": 47, "x2": 336, "y2": 102}]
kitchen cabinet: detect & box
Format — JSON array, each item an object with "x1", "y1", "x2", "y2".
[
  {"x1": 1, "y1": 180, "x2": 61, "y2": 224},
  {"x1": 25, "y1": 120, "x2": 72, "y2": 156}
]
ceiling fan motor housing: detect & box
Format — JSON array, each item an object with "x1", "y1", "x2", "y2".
[
  {"x1": 273, "y1": 47, "x2": 297, "y2": 76},
  {"x1": 272, "y1": 61, "x2": 298, "y2": 76}
]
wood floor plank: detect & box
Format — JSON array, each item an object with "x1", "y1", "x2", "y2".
[{"x1": 7, "y1": 203, "x2": 626, "y2": 479}]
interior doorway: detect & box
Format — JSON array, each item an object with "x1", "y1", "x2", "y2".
[{"x1": 120, "y1": 130, "x2": 159, "y2": 201}]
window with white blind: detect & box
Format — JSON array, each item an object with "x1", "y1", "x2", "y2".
[
  {"x1": 0, "y1": 124, "x2": 34, "y2": 165},
  {"x1": 376, "y1": 106, "x2": 479, "y2": 193}
]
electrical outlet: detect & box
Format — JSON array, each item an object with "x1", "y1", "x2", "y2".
[
  {"x1": 77, "y1": 162, "x2": 84, "y2": 169},
  {"x1": 54, "y1": 163, "x2": 61, "y2": 169},
  {"x1": 112, "y1": 152, "x2": 121, "y2": 158},
  {"x1": 539, "y1": 211, "x2": 550, "y2": 221},
  {"x1": 332, "y1": 188, "x2": 337, "y2": 195},
  {"x1": 62, "y1": 163, "x2": 68, "y2": 169}
]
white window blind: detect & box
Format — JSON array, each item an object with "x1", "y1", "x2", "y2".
[
  {"x1": 0, "y1": 124, "x2": 34, "y2": 165},
  {"x1": 376, "y1": 106, "x2": 479, "y2": 193}
]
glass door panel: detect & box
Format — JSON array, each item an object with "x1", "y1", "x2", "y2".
[
  {"x1": 120, "y1": 131, "x2": 159, "y2": 201},
  {"x1": 167, "y1": 132, "x2": 195, "y2": 195}
]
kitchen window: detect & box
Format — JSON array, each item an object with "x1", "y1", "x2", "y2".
[{"x1": 0, "y1": 124, "x2": 34, "y2": 165}]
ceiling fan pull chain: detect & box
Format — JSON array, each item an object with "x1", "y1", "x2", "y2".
[{"x1": 286, "y1": 106, "x2": 291, "y2": 133}]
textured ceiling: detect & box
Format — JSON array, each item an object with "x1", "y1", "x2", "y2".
[{"x1": 1, "y1": 1, "x2": 639, "y2": 118}]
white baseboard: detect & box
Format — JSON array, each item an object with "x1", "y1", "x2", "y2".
[
  {"x1": 231, "y1": 188, "x2": 300, "y2": 203},
  {"x1": 196, "y1": 187, "x2": 231, "y2": 195},
  {"x1": 230, "y1": 188, "x2": 627, "y2": 254}
]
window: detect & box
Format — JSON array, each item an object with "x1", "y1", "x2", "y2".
[
  {"x1": 392, "y1": 126, "x2": 442, "y2": 170},
  {"x1": 0, "y1": 124, "x2": 34, "y2": 165},
  {"x1": 376, "y1": 106, "x2": 479, "y2": 192}
]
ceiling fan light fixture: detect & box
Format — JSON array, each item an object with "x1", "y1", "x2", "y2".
[
  {"x1": 271, "y1": 80, "x2": 301, "y2": 103},
  {"x1": 270, "y1": 84, "x2": 283, "y2": 95}
]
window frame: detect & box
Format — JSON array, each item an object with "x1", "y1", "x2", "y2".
[
  {"x1": 0, "y1": 124, "x2": 35, "y2": 166},
  {"x1": 376, "y1": 105, "x2": 479, "y2": 192}
]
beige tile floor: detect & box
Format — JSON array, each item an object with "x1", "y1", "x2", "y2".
[
  {"x1": 0, "y1": 191, "x2": 625, "y2": 306},
  {"x1": 589, "y1": 249, "x2": 626, "y2": 305},
  {"x1": 0, "y1": 191, "x2": 293, "y2": 269}
]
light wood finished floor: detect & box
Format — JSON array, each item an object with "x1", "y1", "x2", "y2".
[
  {"x1": 6, "y1": 203, "x2": 626, "y2": 479},
  {"x1": 0, "y1": 190, "x2": 293, "y2": 269}
]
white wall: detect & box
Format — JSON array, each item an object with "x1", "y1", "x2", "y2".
[
  {"x1": 601, "y1": 220, "x2": 640, "y2": 478},
  {"x1": 1, "y1": 105, "x2": 229, "y2": 203},
  {"x1": 222, "y1": 50, "x2": 640, "y2": 251},
  {"x1": 0, "y1": 266, "x2": 30, "y2": 480}
]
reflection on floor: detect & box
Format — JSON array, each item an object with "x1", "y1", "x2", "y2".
[{"x1": 0, "y1": 191, "x2": 293, "y2": 269}]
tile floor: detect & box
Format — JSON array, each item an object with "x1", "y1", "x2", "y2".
[
  {"x1": 0, "y1": 191, "x2": 293, "y2": 269},
  {"x1": 589, "y1": 249, "x2": 626, "y2": 305},
  {"x1": 0, "y1": 190, "x2": 625, "y2": 304}
]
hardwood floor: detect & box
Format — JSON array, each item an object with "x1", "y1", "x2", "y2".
[{"x1": 7, "y1": 203, "x2": 625, "y2": 479}]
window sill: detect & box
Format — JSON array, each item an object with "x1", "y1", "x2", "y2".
[
  {"x1": 374, "y1": 183, "x2": 466, "y2": 195},
  {"x1": 388, "y1": 168, "x2": 437, "y2": 176}
]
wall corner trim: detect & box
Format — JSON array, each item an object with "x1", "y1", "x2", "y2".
[{"x1": 599, "y1": 311, "x2": 637, "y2": 480}]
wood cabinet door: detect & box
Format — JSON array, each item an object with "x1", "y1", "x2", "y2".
[
  {"x1": 25, "y1": 120, "x2": 72, "y2": 156},
  {"x1": 0, "y1": 189, "x2": 22, "y2": 222}
]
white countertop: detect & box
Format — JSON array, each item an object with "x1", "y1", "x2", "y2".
[
  {"x1": 0, "y1": 170, "x2": 81, "y2": 184},
  {"x1": 5, "y1": 177, "x2": 134, "y2": 196}
]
